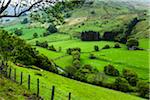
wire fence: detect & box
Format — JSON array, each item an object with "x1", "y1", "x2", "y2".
[{"x1": 0, "y1": 67, "x2": 72, "y2": 100}]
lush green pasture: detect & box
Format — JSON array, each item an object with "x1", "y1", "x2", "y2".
[
  {"x1": 35, "y1": 46, "x2": 65, "y2": 59},
  {"x1": 10, "y1": 63, "x2": 143, "y2": 100},
  {"x1": 139, "y1": 38, "x2": 150, "y2": 49},
  {"x1": 48, "y1": 40, "x2": 125, "y2": 52},
  {"x1": 35, "y1": 39, "x2": 149, "y2": 82},
  {"x1": 82, "y1": 49, "x2": 149, "y2": 80},
  {"x1": 20, "y1": 28, "x2": 45, "y2": 40},
  {"x1": 28, "y1": 33, "x2": 71, "y2": 45}
]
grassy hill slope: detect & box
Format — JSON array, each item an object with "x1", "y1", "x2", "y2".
[
  {"x1": 10, "y1": 63, "x2": 143, "y2": 100},
  {"x1": 0, "y1": 76, "x2": 37, "y2": 100}
]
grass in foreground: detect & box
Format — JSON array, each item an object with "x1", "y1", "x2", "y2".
[
  {"x1": 0, "y1": 76, "x2": 37, "y2": 100},
  {"x1": 10, "y1": 63, "x2": 143, "y2": 100}
]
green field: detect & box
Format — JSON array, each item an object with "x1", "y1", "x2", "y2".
[
  {"x1": 0, "y1": 0, "x2": 150, "y2": 99},
  {"x1": 10, "y1": 63, "x2": 143, "y2": 100},
  {"x1": 0, "y1": 76, "x2": 34, "y2": 100}
]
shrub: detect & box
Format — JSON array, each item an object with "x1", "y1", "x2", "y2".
[
  {"x1": 94, "y1": 45, "x2": 99, "y2": 51},
  {"x1": 67, "y1": 48, "x2": 81, "y2": 55},
  {"x1": 47, "y1": 24, "x2": 58, "y2": 34},
  {"x1": 72, "y1": 51, "x2": 80, "y2": 60},
  {"x1": 48, "y1": 45, "x2": 56, "y2": 51},
  {"x1": 102, "y1": 44, "x2": 110, "y2": 49},
  {"x1": 72, "y1": 59, "x2": 80, "y2": 69},
  {"x1": 21, "y1": 18, "x2": 28, "y2": 24},
  {"x1": 91, "y1": 10, "x2": 95, "y2": 14},
  {"x1": 65, "y1": 65, "x2": 77, "y2": 78},
  {"x1": 89, "y1": 53, "x2": 96, "y2": 59},
  {"x1": 65, "y1": 13, "x2": 72, "y2": 18},
  {"x1": 137, "y1": 81, "x2": 149, "y2": 98},
  {"x1": 43, "y1": 32, "x2": 50, "y2": 37},
  {"x1": 75, "y1": 64, "x2": 99, "y2": 81},
  {"x1": 122, "y1": 69, "x2": 138, "y2": 86},
  {"x1": 114, "y1": 77, "x2": 131, "y2": 92},
  {"x1": 58, "y1": 46, "x2": 62, "y2": 52},
  {"x1": 14, "y1": 29, "x2": 23, "y2": 36},
  {"x1": 36, "y1": 41, "x2": 48, "y2": 48},
  {"x1": 104, "y1": 65, "x2": 119, "y2": 76},
  {"x1": 114, "y1": 43, "x2": 121, "y2": 48},
  {"x1": 126, "y1": 38, "x2": 139, "y2": 48},
  {"x1": 33, "y1": 33, "x2": 38, "y2": 38}
]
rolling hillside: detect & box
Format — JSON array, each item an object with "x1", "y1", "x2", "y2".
[
  {"x1": 0, "y1": 0, "x2": 149, "y2": 100},
  {"x1": 9, "y1": 63, "x2": 143, "y2": 100}
]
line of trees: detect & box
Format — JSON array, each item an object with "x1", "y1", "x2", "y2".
[{"x1": 0, "y1": 30, "x2": 58, "y2": 73}]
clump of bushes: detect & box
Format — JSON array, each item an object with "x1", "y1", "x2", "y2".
[
  {"x1": 14, "y1": 29, "x2": 23, "y2": 36},
  {"x1": 36, "y1": 41, "x2": 57, "y2": 51},
  {"x1": 114, "y1": 77, "x2": 131, "y2": 92},
  {"x1": 126, "y1": 38, "x2": 139, "y2": 49},
  {"x1": 48, "y1": 45, "x2": 57, "y2": 51},
  {"x1": 114, "y1": 43, "x2": 121, "y2": 48},
  {"x1": 72, "y1": 59, "x2": 80, "y2": 69},
  {"x1": 89, "y1": 53, "x2": 96, "y2": 59},
  {"x1": 104, "y1": 65, "x2": 119, "y2": 76},
  {"x1": 91, "y1": 10, "x2": 95, "y2": 15},
  {"x1": 47, "y1": 24, "x2": 58, "y2": 34},
  {"x1": 102, "y1": 44, "x2": 110, "y2": 49},
  {"x1": 33, "y1": 33, "x2": 38, "y2": 38},
  {"x1": 75, "y1": 64, "x2": 99, "y2": 82},
  {"x1": 137, "y1": 81, "x2": 149, "y2": 98},
  {"x1": 64, "y1": 13, "x2": 72, "y2": 18},
  {"x1": 21, "y1": 18, "x2": 28, "y2": 24},
  {"x1": 67, "y1": 48, "x2": 81, "y2": 55},
  {"x1": 72, "y1": 51, "x2": 80, "y2": 61},
  {"x1": 122, "y1": 69, "x2": 138, "y2": 86},
  {"x1": 0, "y1": 29, "x2": 58, "y2": 73},
  {"x1": 36, "y1": 41, "x2": 48, "y2": 48},
  {"x1": 94, "y1": 45, "x2": 99, "y2": 51}
]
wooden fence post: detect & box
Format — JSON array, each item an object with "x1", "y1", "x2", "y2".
[
  {"x1": 37, "y1": 78, "x2": 40, "y2": 97},
  {"x1": 51, "y1": 86, "x2": 55, "y2": 100},
  {"x1": 14, "y1": 68, "x2": 16, "y2": 82},
  {"x1": 20, "y1": 72, "x2": 23, "y2": 85},
  {"x1": 68, "y1": 92, "x2": 71, "y2": 100},
  {"x1": 28, "y1": 75, "x2": 30, "y2": 90},
  {"x1": 8, "y1": 67, "x2": 12, "y2": 79},
  {"x1": 5, "y1": 67, "x2": 8, "y2": 78}
]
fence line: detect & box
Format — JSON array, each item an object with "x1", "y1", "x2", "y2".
[{"x1": 0, "y1": 67, "x2": 72, "y2": 100}]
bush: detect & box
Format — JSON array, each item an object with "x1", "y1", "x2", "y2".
[
  {"x1": 14, "y1": 29, "x2": 23, "y2": 36},
  {"x1": 137, "y1": 81, "x2": 149, "y2": 98},
  {"x1": 91, "y1": 10, "x2": 95, "y2": 14},
  {"x1": 102, "y1": 45, "x2": 110, "y2": 49},
  {"x1": 65, "y1": 66, "x2": 77, "y2": 78},
  {"x1": 114, "y1": 43, "x2": 121, "y2": 48},
  {"x1": 89, "y1": 53, "x2": 96, "y2": 59},
  {"x1": 58, "y1": 47, "x2": 62, "y2": 52},
  {"x1": 47, "y1": 24, "x2": 58, "y2": 34},
  {"x1": 65, "y1": 13, "x2": 72, "y2": 18},
  {"x1": 104, "y1": 65, "x2": 119, "y2": 76},
  {"x1": 48, "y1": 45, "x2": 56, "y2": 51},
  {"x1": 122, "y1": 69, "x2": 138, "y2": 86},
  {"x1": 72, "y1": 59, "x2": 80, "y2": 69},
  {"x1": 94, "y1": 45, "x2": 99, "y2": 51},
  {"x1": 67, "y1": 48, "x2": 81, "y2": 55},
  {"x1": 36, "y1": 41, "x2": 48, "y2": 48},
  {"x1": 33, "y1": 33, "x2": 38, "y2": 38},
  {"x1": 72, "y1": 51, "x2": 80, "y2": 61},
  {"x1": 114, "y1": 77, "x2": 131, "y2": 92},
  {"x1": 126, "y1": 38, "x2": 139, "y2": 48},
  {"x1": 21, "y1": 18, "x2": 28, "y2": 24},
  {"x1": 43, "y1": 32, "x2": 50, "y2": 37}
]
